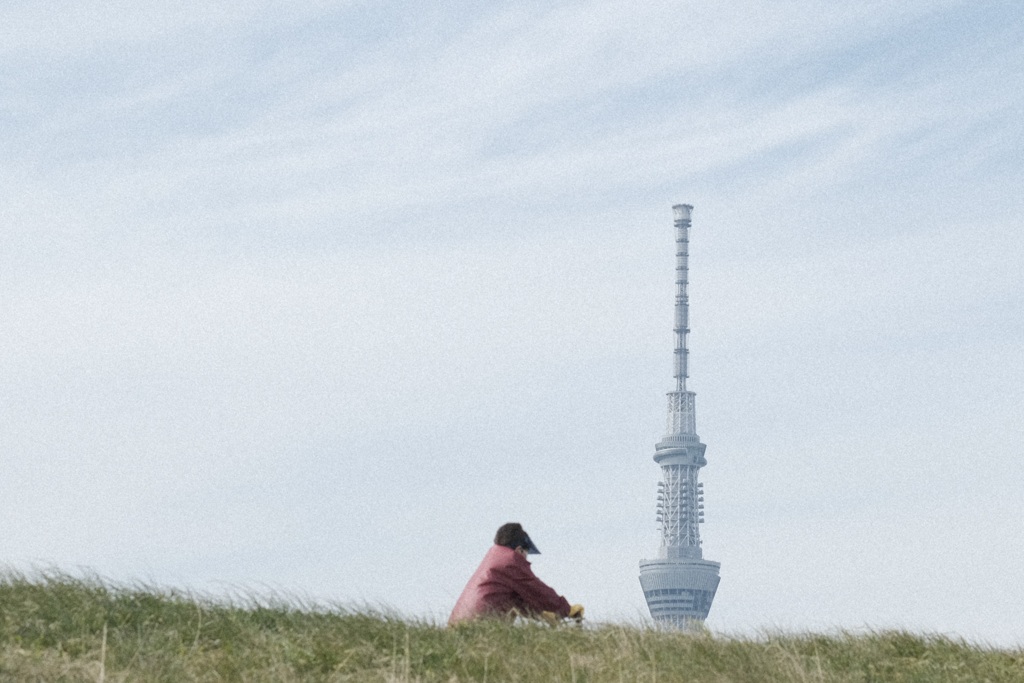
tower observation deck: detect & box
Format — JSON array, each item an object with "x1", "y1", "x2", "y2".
[{"x1": 639, "y1": 204, "x2": 721, "y2": 628}]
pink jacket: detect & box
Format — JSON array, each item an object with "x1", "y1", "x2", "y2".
[{"x1": 449, "y1": 545, "x2": 571, "y2": 625}]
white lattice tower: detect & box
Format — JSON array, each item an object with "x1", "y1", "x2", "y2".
[{"x1": 639, "y1": 204, "x2": 721, "y2": 627}]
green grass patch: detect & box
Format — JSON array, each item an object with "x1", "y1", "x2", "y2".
[{"x1": 1, "y1": 570, "x2": 1021, "y2": 681}]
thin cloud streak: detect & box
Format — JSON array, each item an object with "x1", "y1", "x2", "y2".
[{"x1": 1, "y1": 0, "x2": 1023, "y2": 646}]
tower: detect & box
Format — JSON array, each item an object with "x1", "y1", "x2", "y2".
[{"x1": 639, "y1": 204, "x2": 721, "y2": 628}]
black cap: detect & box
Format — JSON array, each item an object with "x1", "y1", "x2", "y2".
[
  {"x1": 519, "y1": 533, "x2": 540, "y2": 555},
  {"x1": 494, "y1": 522, "x2": 541, "y2": 555}
]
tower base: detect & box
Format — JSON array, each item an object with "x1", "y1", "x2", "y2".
[{"x1": 639, "y1": 556, "x2": 720, "y2": 627}]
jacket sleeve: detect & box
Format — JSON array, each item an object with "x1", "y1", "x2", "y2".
[{"x1": 499, "y1": 560, "x2": 571, "y2": 617}]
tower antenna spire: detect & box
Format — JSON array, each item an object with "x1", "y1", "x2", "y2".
[
  {"x1": 673, "y1": 204, "x2": 691, "y2": 395},
  {"x1": 639, "y1": 204, "x2": 721, "y2": 628}
]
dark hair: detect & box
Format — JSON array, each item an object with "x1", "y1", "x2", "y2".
[{"x1": 494, "y1": 522, "x2": 529, "y2": 549}]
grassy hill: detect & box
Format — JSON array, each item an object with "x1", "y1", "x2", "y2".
[{"x1": 2, "y1": 571, "x2": 1021, "y2": 682}]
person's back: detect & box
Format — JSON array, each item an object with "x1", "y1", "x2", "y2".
[{"x1": 448, "y1": 522, "x2": 581, "y2": 625}]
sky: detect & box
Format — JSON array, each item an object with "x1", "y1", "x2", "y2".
[{"x1": 2, "y1": 0, "x2": 1023, "y2": 647}]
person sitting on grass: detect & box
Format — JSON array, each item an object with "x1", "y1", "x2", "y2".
[{"x1": 448, "y1": 522, "x2": 584, "y2": 625}]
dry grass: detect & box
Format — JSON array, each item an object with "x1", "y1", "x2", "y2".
[{"x1": 1, "y1": 570, "x2": 1022, "y2": 682}]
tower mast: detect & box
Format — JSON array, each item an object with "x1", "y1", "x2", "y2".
[{"x1": 639, "y1": 204, "x2": 721, "y2": 627}]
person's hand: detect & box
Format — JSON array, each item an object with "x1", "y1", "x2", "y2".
[
  {"x1": 569, "y1": 604, "x2": 584, "y2": 621},
  {"x1": 539, "y1": 611, "x2": 560, "y2": 626}
]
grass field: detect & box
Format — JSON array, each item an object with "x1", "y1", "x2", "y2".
[{"x1": 1, "y1": 571, "x2": 1021, "y2": 682}]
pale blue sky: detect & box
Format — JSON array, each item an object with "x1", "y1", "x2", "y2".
[{"x1": 2, "y1": 1, "x2": 1023, "y2": 646}]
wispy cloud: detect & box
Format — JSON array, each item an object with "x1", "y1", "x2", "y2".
[{"x1": 2, "y1": 0, "x2": 1023, "y2": 644}]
